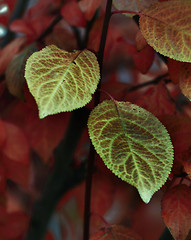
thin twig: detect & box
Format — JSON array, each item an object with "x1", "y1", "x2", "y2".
[
  {"x1": 37, "y1": 14, "x2": 62, "y2": 43},
  {"x1": 126, "y1": 73, "x2": 170, "y2": 94}
]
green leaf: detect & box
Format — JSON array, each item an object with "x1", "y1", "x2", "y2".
[
  {"x1": 88, "y1": 100, "x2": 174, "y2": 203},
  {"x1": 25, "y1": 45, "x2": 100, "y2": 119},
  {"x1": 139, "y1": 0, "x2": 191, "y2": 62}
]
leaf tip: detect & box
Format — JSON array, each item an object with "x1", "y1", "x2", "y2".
[{"x1": 138, "y1": 188, "x2": 153, "y2": 204}]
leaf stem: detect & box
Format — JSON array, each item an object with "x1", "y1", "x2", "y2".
[
  {"x1": 37, "y1": 14, "x2": 62, "y2": 43},
  {"x1": 83, "y1": 1, "x2": 112, "y2": 240},
  {"x1": 126, "y1": 73, "x2": 169, "y2": 94}
]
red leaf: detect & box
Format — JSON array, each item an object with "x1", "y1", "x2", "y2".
[
  {"x1": 25, "y1": 111, "x2": 70, "y2": 162},
  {"x1": 10, "y1": 17, "x2": 53, "y2": 42},
  {"x1": 58, "y1": 170, "x2": 114, "y2": 218},
  {"x1": 168, "y1": 58, "x2": 183, "y2": 84},
  {"x1": 5, "y1": 44, "x2": 37, "y2": 99},
  {"x1": 4, "y1": 100, "x2": 70, "y2": 162},
  {"x1": 127, "y1": 43, "x2": 155, "y2": 74},
  {"x1": 0, "y1": 167, "x2": 6, "y2": 193},
  {"x1": 10, "y1": 20, "x2": 36, "y2": 39},
  {"x1": 183, "y1": 159, "x2": 191, "y2": 179},
  {"x1": 10, "y1": 0, "x2": 61, "y2": 41},
  {"x1": 133, "y1": 45, "x2": 155, "y2": 74},
  {"x1": 45, "y1": 20, "x2": 78, "y2": 52},
  {"x1": 2, "y1": 157, "x2": 30, "y2": 188},
  {"x1": 0, "y1": 119, "x2": 6, "y2": 147},
  {"x1": 90, "y1": 225, "x2": 143, "y2": 240},
  {"x1": 132, "y1": 192, "x2": 165, "y2": 240},
  {"x1": 45, "y1": 232, "x2": 55, "y2": 240},
  {"x1": 79, "y1": 0, "x2": 102, "y2": 20},
  {"x1": 87, "y1": 16, "x2": 103, "y2": 54},
  {"x1": 2, "y1": 122, "x2": 30, "y2": 165},
  {"x1": 57, "y1": 168, "x2": 134, "y2": 238},
  {"x1": 27, "y1": 0, "x2": 61, "y2": 15},
  {"x1": 0, "y1": 211, "x2": 29, "y2": 239},
  {"x1": 0, "y1": 206, "x2": 7, "y2": 221},
  {"x1": 134, "y1": 81, "x2": 175, "y2": 117},
  {"x1": 0, "y1": 37, "x2": 26, "y2": 75},
  {"x1": 61, "y1": 0, "x2": 86, "y2": 27},
  {"x1": 178, "y1": 62, "x2": 191, "y2": 99},
  {"x1": 160, "y1": 115, "x2": 191, "y2": 175},
  {"x1": 88, "y1": 16, "x2": 130, "y2": 61},
  {"x1": 162, "y1": 184, "x2": 191, "y2": 240},
  {"x1": 0, "y1": 1, "x2": 16, "y2": 26},
  {"x1": 135, "y1": 30, "x2": 148, "y2": 51}
]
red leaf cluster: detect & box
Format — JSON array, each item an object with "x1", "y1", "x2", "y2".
[
  {"x1": 0, "y1": 0, "x2": 191, "y2": 239},
  {"x1": 10, "y1": 0, "x2": 62, "y2": 42},
  {"x1": 61, "y1": 0, "x2": 86, "y2": 27},
  {"x1": 162, "y1": 184, "x2": 191, "y2": 240},
  {"x1": 0, "y1": 208, "x2": 29, "y2": 240}
]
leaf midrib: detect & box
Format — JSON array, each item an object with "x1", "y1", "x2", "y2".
[
  {"x1": 114, "y1": 102, "x2": 142, "y2": 184},
  {"x1": 42, "y1": 51, "x2": 81, "y2": 113}
]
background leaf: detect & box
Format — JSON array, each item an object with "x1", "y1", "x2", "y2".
[
  {"x1": 113, "y1": 0, "x2": 158, "y2": 16},
  {"x1": 2, "y1": 122, "x2": 29, "y2": 165},
  {"x1": 183, "y1": 159, "x2": 191, "y2": 179},
  {"x1": 0, "y1": 211, "x2": 29, "y2": 239},
  {"x1": 179, "y1": 62, "x2": 191, "y2": 99},
  {"x1": 3, "y1": 99, "x2": 70, "y2": 162},
  {"x1": 61, "y1": 0, "x2": 86, "y2": 27},
  {"x1": 0, "y1": 37, "x2": 26, "y2": 75},
  {"x1": 25, "y1": 45, "x2": 100, "y2": 118},
  {"x1": 162, "y1": 184, "x2": 191, "y2": 240},
  {"x1": 0, "y1": 119, "x2": 6, "y2": 147},
  {"x1": 79, "y1": 0, "x2": 102, "y2": 20},
  {"x1": 88, "y1": 100, "x2": 173, "y2": 203},
  {"x1": 5, "y1": 44, "x2": 37, "y2": 99},
  {"x1": 160, "y1": 115, "x2": 191, "y2": 176},
  {"x1": 168, "y1": 59, "x2": 183, "y2": 84},
  {"x1": 139, "y1": 0, "x2": 191, "y2": 62},
  {"x1": 9, "y1": 0, "x2": 61, "y2": 42},
  {"x1": 90, "y1": 225, "x2": 143, "y2": 240},
  {"x1": 134, "y1": 81, "x2": 175, "y2": 117}
]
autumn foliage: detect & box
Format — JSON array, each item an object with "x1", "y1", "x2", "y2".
[{"x1": 0, "y1": 0, "x2": 191, "y2": 240}]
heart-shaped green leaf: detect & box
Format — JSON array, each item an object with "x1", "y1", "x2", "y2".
[{"x1": 25, "y1": 45, "x2": 100, "y2": 118}]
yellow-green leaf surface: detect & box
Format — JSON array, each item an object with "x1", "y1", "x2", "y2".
[
  {"x1": 139, "y1": 0, "x2": 191, "y2": 62},
  {"x1": 88, "y1": 100, "x2": 173, "y2": 203},
  {"x1": 113, "y1": 0, "x2": 158, "y2": 16},
  {"x1": 25, "y1": 45, "x2": 100, "y2": 118}
]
